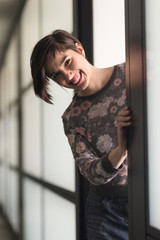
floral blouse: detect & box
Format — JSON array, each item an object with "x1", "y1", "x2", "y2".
[{"x1": 62, "y1": 63, "x2": 128, "y2": 197}]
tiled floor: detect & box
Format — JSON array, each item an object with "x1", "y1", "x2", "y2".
[{"x1": 0, "y1": 213, "x2": 16, "y2": 240}]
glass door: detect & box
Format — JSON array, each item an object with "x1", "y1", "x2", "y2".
[
  {"x1": 145, "y1": 0, "x2": 160, "y2": 238},
  {"x1": 126, "y1": 0, "x2": 160, "y2": 239}
]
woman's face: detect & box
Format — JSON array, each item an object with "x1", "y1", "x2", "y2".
[{"x1": 44, "y1": 43, "x2": 90, "y2": 93}]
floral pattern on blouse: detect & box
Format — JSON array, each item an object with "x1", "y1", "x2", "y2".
[{"x1": 62, "y1": 63, "x2": 128, "y2": 193}]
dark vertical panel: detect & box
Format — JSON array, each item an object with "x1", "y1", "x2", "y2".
[
  {"x1": 73, "y1": 0, "x2": 93, "y2": 239},
  {"x1": 76, "y1": 167, "x2": 89, "y2": 240},
  {"x1": 125, "y1": 0, "x2": 146, "y2": 239},
  {"x1": 76, "y1": 0, "x2": 93, "y2": 64}
]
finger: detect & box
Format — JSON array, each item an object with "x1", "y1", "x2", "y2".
[
  {"x1": 117, "y1": 121, "x2": 132, "y2": 127},
  {"x1": 123, "y1": 106, "x2": 130, "y2": 110},
  {"x1": 117, "y1": 115, "x2": 131, "y2": 122},
  {"x1": 118, "y1": 109, "x2": 131, "y2": 116}
]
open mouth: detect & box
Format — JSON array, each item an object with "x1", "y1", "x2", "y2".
[{"x1": 71, "y1": 71, "x2": 82, "y2": 85}]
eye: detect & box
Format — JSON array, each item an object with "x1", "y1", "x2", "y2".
[
  {"x1": 51, "y1": 72, "x2": 60, "y2": 80},
  {"x1": 65, "y1": 59, "x2": 70, "y2": 66}
]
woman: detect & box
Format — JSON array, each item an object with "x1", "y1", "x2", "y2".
[{"x1": 30, "y1": 29, "x2": 131, "y2": 240}]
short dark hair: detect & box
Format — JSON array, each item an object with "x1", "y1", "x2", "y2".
[{"x1": 30, "y1": 29, "x2": 83, "y2": 104}]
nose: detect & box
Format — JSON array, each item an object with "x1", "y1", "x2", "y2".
[{"x1": 63, "y1": 69, "x2": 74, "y2": 80}]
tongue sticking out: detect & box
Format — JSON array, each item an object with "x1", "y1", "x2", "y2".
[{"x1": 72, "y1": 72, "x2": 81, "y2": 85}]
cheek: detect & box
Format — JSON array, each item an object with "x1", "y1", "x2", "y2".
[
  {"x1": 56, "y1": 79, "x2": 65, "y2": 86},
  {"x1": 57, "y1": 78, "x2": 70, "y2": 88},
  {"x1": 71, "y1": 57, "x2": 82, "y2": 69},
  {"x1": 70, "y1": 62, "x2": 78, "y2": 70},
  {"x1": 53, "y1": 76, "x2": 64, "y2": 86}
]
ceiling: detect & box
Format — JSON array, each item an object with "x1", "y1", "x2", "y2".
[{"x1": 0, "y1": 0, "x2": 22, "y2": 66}]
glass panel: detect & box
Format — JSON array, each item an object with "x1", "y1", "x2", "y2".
[
  {"x1": 0, "y1": 65, "x2": 9, "y2": 112},
  {"x1": 93, "y1": 0, "x2": 125, "y2": 67},
  {"x1": 23, "y1": 178, "x2": 42, "y2": 240},
  {"x1": 0, "y1": 165, "x2": 5, "y2": 206},
  {"x1": 6, "y1": 34, "x2": 18, "y2": 103},
  {"x1": 8, "y1": 170, "x2": 19, "y2": 232},
  {"x1": 20, "y1": 0, "x2": 40, "y2": 88},
  {"x1": 145, "y1": 0, "x2": 160, "y2": 230},
  {"x1": 40, "y1": 0, "x2": 75, "y2": 190},
  {"x1": 4, "y1": 166, "x2": 11, "y2": 220},
  {"x1": 0, "y1": 68, "x2": 10, "y2": 213},
  {"x1": 0, "y1": 116, "x2": 5, "y2": 164},
  {"x1": 41, "y1": 0, "x2": 73, "y2": 37},
  {"x1": 0, "y1": 166, "x2": 2, "y2": 205},
  {"x1": 43, "y1": 82, "x2": 75, "y2": 191},
  {"x1": 9, "y1": 106, "x2": 19, "y2": 167},
  {"x1": 0, "y1": 72, "x2": 10, "y2": 209},
  {"x1": 0, "y1": 164, "x2": 6, "y2": 209},
  {"x1": 22, "y1": 88, "x2": 41, "y2": 177},
  {"x1": 44, "y1": 189, "x2": 76, "y2": 240}
]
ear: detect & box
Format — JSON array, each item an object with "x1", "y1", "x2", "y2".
[{"x1": 75, "y1": 43, "x2": 85, "y2": 57}]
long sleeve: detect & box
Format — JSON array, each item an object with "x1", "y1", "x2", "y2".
[{"x1": 65, "y1": 129, "x2": 124, "y2": 185}]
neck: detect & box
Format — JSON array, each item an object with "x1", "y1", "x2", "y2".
[{"x1": 78, "y1": 65, "x2": 114, "y2": 97}]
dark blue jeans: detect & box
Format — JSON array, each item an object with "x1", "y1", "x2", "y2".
[{"x1": 85, "y1": 189, "x2": 129, "y2": 240}]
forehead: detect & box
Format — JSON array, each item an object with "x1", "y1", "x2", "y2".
[{"x1": 46, "y1": 50, "x2": 67, "y2": 63}]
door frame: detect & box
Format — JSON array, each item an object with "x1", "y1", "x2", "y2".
[{"x1": 125, "y1": 0, "x2": 160, "y2": 239}]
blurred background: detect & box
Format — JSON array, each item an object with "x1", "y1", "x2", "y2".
[{"x1": 0, "y1": 0, "x2": 125, "y2": 239}]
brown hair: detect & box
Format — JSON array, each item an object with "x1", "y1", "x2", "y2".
[{"x1": 30, "y1": 29, "x2": 83, "y2": 104}]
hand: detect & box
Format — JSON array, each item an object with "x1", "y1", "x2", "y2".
[
  {"x1": 108, "y1": 106, "x2": 131, "y2": 169},
  {"x1": 116, "y1": 106, "x2": 131, "y2": 151}
]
